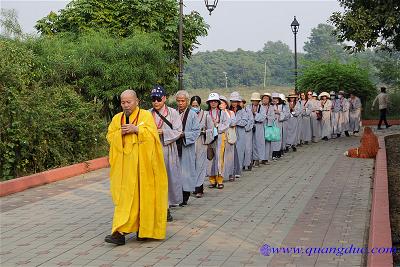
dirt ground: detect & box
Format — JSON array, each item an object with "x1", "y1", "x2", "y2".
[{"x1": 386, "y1": 134, "x2": 400, "y2": 265}]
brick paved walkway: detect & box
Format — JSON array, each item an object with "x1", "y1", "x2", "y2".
[{"x1": 1, "y1": 127, "x2": 399, "y2": 267}]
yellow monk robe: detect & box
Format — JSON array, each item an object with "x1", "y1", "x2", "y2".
[{"x1": 107, "y1": 107, "x2": 168, "y2": 239}]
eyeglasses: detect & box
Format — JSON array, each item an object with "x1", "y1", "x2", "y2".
[
  {"x1": 307, "y1": 93, "x2": 312, "y2": 95},
  {"x1": 151, "y1": 96, "x2": 162, "y2": 102}
]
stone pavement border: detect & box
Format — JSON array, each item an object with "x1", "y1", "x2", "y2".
[
  {"x1": 367, "y1": 135, "x2": 394, "y2": 267},
  {"x1": 0, "y1": 157, "x2": 109, "y2": 197}
]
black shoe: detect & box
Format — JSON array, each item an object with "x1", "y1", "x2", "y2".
[
  {"x1": 322, "y1": 136, "x2": 328, "y2": 141},
  {"x1": 386, "y1": 125, "x2": 392, "y2": 129},
  {"x1": 179, "y1": 201, "x2": 187, "y2": 207},
  {"x1": 167, "y1": 209, "x2": 173, "y2": 222},
  {"x1": 345, "y1": 131, "x2": 350, "y2": 137},
  {"x1": 105, "y1": 232, "x2": 125, "y2": 245},
  {"x1": 337, "y1": 134, "x2": 341, "y2": 138},
  {"x1": 377, "y1": 127, "x2": 383, "y2": 130},
  {"x1": 292, "y1": 146, "x2": 297, "y2": 152},
  {"x1": 285, "y1": 147, "x2": 289, "y2": 152},
  {"x1": 304, "y1": 141, "x2": 309, "y2": 145},
  {"x1": 248, "y1": 165, "x2": 252, "y2": 171}
]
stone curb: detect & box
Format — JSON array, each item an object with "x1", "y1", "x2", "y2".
[
  {"x1": 0, "y1": 157, "x2": 109, "y2": 197},
  {"x1": 367, "y1": 136, "x2": 393, "y2": 267}
]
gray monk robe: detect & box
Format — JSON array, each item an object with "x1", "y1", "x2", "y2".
[
  {"x1": 338, "y1": 98, "x2": 350, "y2": 133},
  {"x1": 194, "y1": 110, "x2": 214, "y2": 188},
  {"x1": 243, "y1": 106, "x2": 254, "y2": 167},
  {"x1": 349, "y1": 97, "x2": 362, "y2": 132},
  {"x1": 331, "y1": 99, "x2": 341, "y2": 136},
  {"x1": 249, "y1": 104, "x2": 267, "y2": 161},
  {"x1": 222, "y1": 110, "x2": 236, "y2": 181},
  {"x1": 298, "y1": 99, "x2": 312, "y2": 142},
  {"x1": 179, "y1": 108, "x2": 200, "y2": 193},
  {"x1": 264, "y1": 104, "x2": 275, "y2": 160},
  {"x1": 150, "y1": 106, "x2": 183, "y2": 205},
  {"x1": 320, "y1": 99, "x2": 332, "y2": 138},
  {"x1": 310, "y1": 99, "x2": 322, "y2": 141},
  {"x1": 233, "y1": 108, "x2": 249, "y2": 175},
  {"x1": 280, "y1": 104, "x2": 291, "y2": 150},
  {"x1": 286, "y1": 102, "x2": 301, "y2": 146},
  {"x1": 207, "y1": 109, "x2": 230, "y2": 178},
  {"x1": 271, "y1": 104, "x2": 285, "y2": 152}
]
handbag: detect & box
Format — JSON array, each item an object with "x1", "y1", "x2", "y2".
[
  {"x1": 264, "y1": 121, "x2": 281, "y2": 142},
  {"x1": 316, "y1": 110, "x2": 322, "y2": 121},
  {"x1": 227, "y1": 127, "x2": 237, "y2": 144},
  {"x1": 207, "y1": 144, "x2": 215, "y2": 160}
]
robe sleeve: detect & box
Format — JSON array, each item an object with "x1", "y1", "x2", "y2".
[
  {"x1": 163, "y1": 108, "x2": 182, "y2": 145},
  {"x1": 266, "y1": 106, "x2": 275, "y2": 126},
  {"x1": 236, "y1": 109, "x2": 248, "y2": 127},
  {"x1": 218, "y1": 110, "x2": 230, "y2": 134},
  {"x1": 183, "y1": 110, "x2": 200, "y2": 146},
  {"x1": 254, "y1": 105, "x2": 267, "y2": 122},
  {"x1": 229, "y1": 111, "x2": 237, "y2": 127},
  {"x1": 245, "y1": 106, "x2": 254, "y2": 132},
  {"x1": 203, "y1": 113, "x2": 215, "y2": 145},
  {"x1": 293, "y1": 103, "x2": 302, "y2": 116}
]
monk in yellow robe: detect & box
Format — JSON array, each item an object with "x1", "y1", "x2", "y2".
[{"x1": 105, "y1": 89, "x2": 168, "y2": 245}]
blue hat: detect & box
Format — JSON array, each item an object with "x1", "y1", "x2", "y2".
[{"x1": 151, "y1": 85, "x2": 166, "y2": 98}]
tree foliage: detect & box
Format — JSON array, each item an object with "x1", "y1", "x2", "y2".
[
  {"x1": 0, "y1": 8, "x2": 23, "y2": 39},
  {"x1": 330, "y1": 0, "x2": 400, "y2": 51},
  {"x1": 303, "y1": 24, "x2": 349, "y2": 61},
  {"x1": 184, "y1": 41, "x2": 296, "y2": 89},
  {"x1": 297, "y1": 61, "x2": 375, "y2": 100},
  {"x1": 35, "y1": 0, "x2": 208, "y2": 61},
  {"x1": 0, "y1": 38, "x2": 107, "y2": 180}
]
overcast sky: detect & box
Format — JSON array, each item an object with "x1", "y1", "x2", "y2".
[{"x1": 1, "y1": 0, "x2": 343, "y2": 53}]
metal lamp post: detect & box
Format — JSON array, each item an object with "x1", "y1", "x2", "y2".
[
  {"x1": 178, "y1": 0, "x2": 219, "y2": 91},
  {"x1": 291, "y1": 16, "x2": 299, "y2": 92},
  {"x1": 263, "y1": 59, "x2": 268, "y2": 88}
]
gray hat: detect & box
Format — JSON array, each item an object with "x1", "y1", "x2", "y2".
[
  {"x1": 219, "y1": 95, "x2": 230, "y2": 106},
  {"x1": 230, "y1": 91, "x2": 241, "y2": 102}
]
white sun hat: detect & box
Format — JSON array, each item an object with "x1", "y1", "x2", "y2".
[{"x1": 207, "y1": 92, "x2": 220, "y2": 102}]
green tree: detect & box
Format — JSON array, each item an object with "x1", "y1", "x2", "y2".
[
  {"x1": 303, "y1": 24, "x2": 349, "y2": 61},
  {"x1": 26, "y1": 31, "x2": 171, "y2": 119},
  {"x1": 330, "y1": 0, "x2": 400, "y2": 51},
  {"x1": 297, "y1": 60, "x2": 375, "y2": 100},
  {"x1": 0, "y1": 8, "x2": 23, "y2": 39},
  {"x1": 35, "y1": 0, "x2": 208, "y2": 62}
]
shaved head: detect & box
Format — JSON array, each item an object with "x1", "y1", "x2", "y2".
[
  {"x1": 120, "y1": 89, "x2": 138, "y2": 116},
  {"x1": 121, "y1": 89, "x2": 137, "y2": 98}
]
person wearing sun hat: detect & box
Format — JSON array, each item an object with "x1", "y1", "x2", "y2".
[
  {"x1": 229, "y1": 92, "x2": 249, "y2": 177},
  {"x1": 279, "y1": 93, "x2": 291, "y2": 153},
  {"x1": 206, "y1": 93, "x2": 230, "y2": 189},
  {"x1": 348, "y1": 92, "x2": 362, "y2": 135},
  {"x1": 262, "y1": 92, "x2": 273, "y2": 163},
  {"x1": 286, "y1": 90, "x2": 301, "y2": 151},
  {"x1": 149, "y1": 85, "x2": 183, "y2": 222},
  {"x1": 270, "y1": 92, "x2": 285, "y2": 159},
  {"x1": 330, "y1": 91, "x2": 341, "y2": 138},
  {"x1": 337, "y1": 90, "x2": 350, "y2": 137},
  {"x1": 219, "y1": 95, "x2": 236, "y2": 182},
  {"x1": 309, "y1": 91, "x2": 322, "y2": 142},
  {"x1": 319, "y1": 91, "x2": 332, "y2": 141},
  {"x1": 243, "y1": 96, "x2": 255, "y2": 171},
  {"x1": 246, "y1": 92, "x2": 267, "y2": 167}
]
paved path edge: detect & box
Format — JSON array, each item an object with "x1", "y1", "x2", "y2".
[
  {"x1": 362, "y1": 119, "x2": 400, "y2": 126},
  {"x1": 367, "y1": 136, "x2": 393, "y2": 267},
  {"x1": 0, "y1": 157, "x2": 109, "y2": 197}
]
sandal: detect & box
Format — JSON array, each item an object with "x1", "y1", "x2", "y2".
[
  {"x1": 217, "y1": 184, "x2": 224, "y2": 189},
  {"x1": 229, "y1": 176, "x2": 235, "y2": 182},
  {"x1": 195, "y1": 193, "x2": 203, "y2": 198},
  {"x1": 208, "y1": 184, "x2": 217, "y2": 188}
]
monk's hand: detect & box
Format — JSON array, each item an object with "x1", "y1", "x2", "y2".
[
  {"x1": 158, "y1": 129, "x2": 163, "y2": 135},
  {"x1": 122, "y1": 124, "x2": 138, "y2": 135}
]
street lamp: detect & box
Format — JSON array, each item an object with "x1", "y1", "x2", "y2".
[
  {"x1": 291, "y1": 16, "x2": 299, "y2": 92},
  {"x1": 178, "y1": 0, "x2": 219, "y2": 91},
  {"x1": 223, "y1": 71, "x2": 228, "y2": 88}
]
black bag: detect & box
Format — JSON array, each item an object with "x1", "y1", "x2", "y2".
[
  {"x1": 316, "y1": 110, "x2": 322, "y2": 121},
  {"x1": 207, "y1": 145, "x2": 215, "y2": 160}
]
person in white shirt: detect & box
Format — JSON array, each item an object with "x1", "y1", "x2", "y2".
[{"x1": 371, "y1": 87, "x2": 392, "y2": 129}]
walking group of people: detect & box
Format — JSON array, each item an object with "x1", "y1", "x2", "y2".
[{"x1": 104, "y1": 85, "x2": 388, "y2": 245}]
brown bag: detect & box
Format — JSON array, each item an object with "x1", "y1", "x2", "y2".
[
  {"x1": 207, "y1": 145, "x2": 215, "y2": 160},
  {"x1": 316, "y1": 110, "x2": 322, "y2": 120}
]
